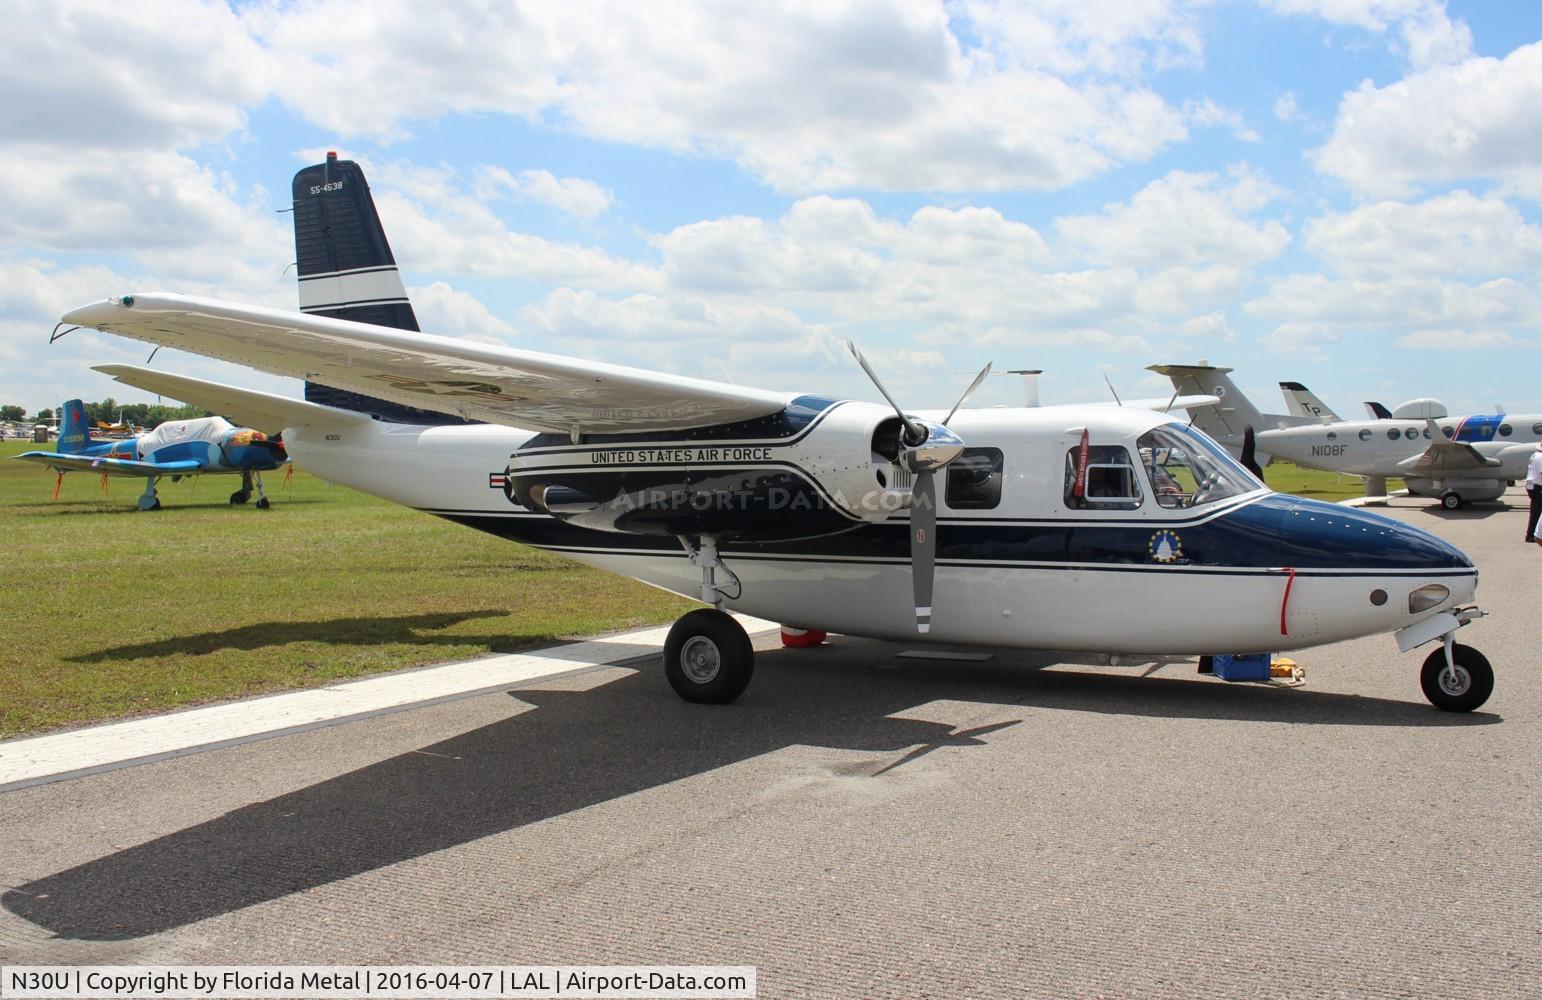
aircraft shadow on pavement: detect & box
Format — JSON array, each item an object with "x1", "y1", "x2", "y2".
[
  {"x1": 3, "y1": 641, "x2": 1496, "y2": 941},
  {"x1": 11, "y1": 499, "x2": 328, "y2": 517},
  {"x1": 1411, "y1": 501, "x2": 1515, "y2": 522},
  {"x1": 66, "y1": 610, "x2": 522, "y2": 662}
]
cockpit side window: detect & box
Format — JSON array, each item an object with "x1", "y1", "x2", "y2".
[
  {"x1": 946, "y1": 447, "x2": 1004, "y2": 510},
  {"x1": 1064, "y1": 444, "x2": 1142, "y2": 511}
]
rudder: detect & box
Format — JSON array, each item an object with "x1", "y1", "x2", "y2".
[{"x1": 56, "y1": 399, "x2": 92, "y2": 454}]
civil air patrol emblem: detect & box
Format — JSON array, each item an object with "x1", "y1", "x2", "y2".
[{"x1": 1148, "y1": 529, "x2": 1183, "y2": 563}]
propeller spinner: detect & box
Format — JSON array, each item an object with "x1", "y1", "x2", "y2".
[{"x1": 847, "y1": 341, "x2": 990, "y2": 633}]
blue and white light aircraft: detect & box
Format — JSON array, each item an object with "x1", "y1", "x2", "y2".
[
  {"x1": 1157, "y1": 364, "x2": 1540, "y2": 509},
  {"x1": 49, "y1": 156, "x2": 1494, "y2": 711},
  {"x1": 14, "y1": 398, "x2": 288, "y2": 510}
]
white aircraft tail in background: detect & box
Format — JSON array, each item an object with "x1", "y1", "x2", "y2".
[{"x1": 1280, "y1": 381, "x2": 1340, "y2": 423}]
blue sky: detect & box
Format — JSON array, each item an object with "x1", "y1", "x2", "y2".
[{"x1": 3, "y1": 0, "x2": 1541, "y2": 419}]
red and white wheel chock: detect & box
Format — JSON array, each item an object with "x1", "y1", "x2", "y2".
[{"x1": 780, "y1": 626, "x2": 827, "y2": 648}]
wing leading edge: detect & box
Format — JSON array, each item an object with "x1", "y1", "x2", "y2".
[
  {"x1": 13, "y1": 453, "x2": 203, "y2": 476},
  {"x1": 63, "y1": 294, "x2": 793, "y2": 436}
]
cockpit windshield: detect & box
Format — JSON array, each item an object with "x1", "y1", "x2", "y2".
[{"x1": 1137, "y1": 424, "x2": 1264, "y2": 509}]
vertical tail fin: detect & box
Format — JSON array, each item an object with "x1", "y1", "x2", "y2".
[
  {"x1": 1278, "y1": 381, "x2": 1341, "y2": 423},
  {"x1": 1363, "y1": 401, "x2": 1392, "y2": 420},
  {"x1": 57, "y1": 399, "x2": 91, "y2": 454},
  {"x1": 291, "y1": 153, "x2": 470, "y2": 425},
  {"x1": 1146, "y1": 364, "x2": 1273, "y2": 447},
  {"x1": 293, "y1": 152, "x2": 420, "y2": 331}
]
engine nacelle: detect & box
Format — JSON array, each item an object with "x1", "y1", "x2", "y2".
[{"x1": 505, "y1": 397, "x2": 916, "y2": 541}]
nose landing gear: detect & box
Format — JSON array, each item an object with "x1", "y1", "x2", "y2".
[
  {"x1": 1420, "y1": 641, "x2": 1493, "y2": 713},
  {"x1": 1396, "y1": 606, "x2": 1490, "y2": 711}
]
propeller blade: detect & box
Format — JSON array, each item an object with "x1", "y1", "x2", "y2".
[
  {"x1": 942, "y1": 362, "x2": 993, "y2": 426},
  {"x1": 912, "y1": 468, "x2": 936, "y2": 634},
  {"x1": 847, "y1": 340, "x2": 927, "y2": 445},
  {"x1": 1240, "y1": 425, "x2": 1264, "y2": 480}
]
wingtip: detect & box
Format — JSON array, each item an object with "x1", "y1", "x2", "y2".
[{"x1": 61, "y1": 297, "x2": 130, "y2": 328}]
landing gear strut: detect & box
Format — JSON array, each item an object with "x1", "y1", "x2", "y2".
[
  {"x1": 665, "y1": 537, "x2": 753, "y2": 703},
  {"x1": 136, "y1": 475, "x2": 161, "y2": 511},
  {"x1": 231, "y1": 470, "x2": 272, "y2": 508}
]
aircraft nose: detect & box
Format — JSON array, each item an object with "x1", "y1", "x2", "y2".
[{"x1": 1286, "y1": 497, "x2": 1473, "y2": 571}]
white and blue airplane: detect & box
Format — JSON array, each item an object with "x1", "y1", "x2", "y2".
[
  {"x1": 1157, "y1": 363, "x2": 1539, "y2": 509},
  {"x1": 53, "y1": 156, "x2": 1493, "y2": 711},
  {"x1": 14, "y1": 398, "x2": 288, "y2": 510}
]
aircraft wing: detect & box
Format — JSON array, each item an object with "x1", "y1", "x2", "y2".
[
  {"x1": 63, "y1": 294, "x2": 794, "y2": 435},
  {"x1": 94, "y1": 365, "x2": 373, "y2": 435},
  {"x1": 13, "y1": 453, "x2": 203, "y2": 476},
  {"x1": 1396, "y1": 420, "x2": 1503, "y2": 478}
]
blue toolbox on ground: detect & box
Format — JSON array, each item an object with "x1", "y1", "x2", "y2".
[{"x1": 1212, "y1": 653, "x2": 1273, "y2": 681}]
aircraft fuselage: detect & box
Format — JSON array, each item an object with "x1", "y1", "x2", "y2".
[{"x1": 285, "y1": 404, "x2": 1476, "y2": 657}]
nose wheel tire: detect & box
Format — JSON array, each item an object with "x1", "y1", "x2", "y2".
[
  {"x1": 1420, "y1": 643, "x2": 1492, "y2": 712},
  {"x1": 664, "y1": 609, "x2": 754, "y2": 704},
  {"x1": 255, "y1": 497, "x2": 271, "y2": 509},
  {"x1": 1440, "y1": 491, "x2": 1462, "y2": 510}
]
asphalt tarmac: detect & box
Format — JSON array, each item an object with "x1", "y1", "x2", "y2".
[{"x1": 2, "y1": 490, "x2": 1538, "y2": 998}]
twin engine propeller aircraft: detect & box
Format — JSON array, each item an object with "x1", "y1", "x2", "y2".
[
  {"x1": 14, "y1": 397, "x2": 288, "y2": 510},
  {"x1": 48, "y1": 156, "x2": 1495, "y2": 711},
  {"x1": 1156, "y1": 363, "x2": 1541, "y2": 510}
]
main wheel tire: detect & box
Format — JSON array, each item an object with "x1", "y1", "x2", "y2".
[
  {"x1": 255, "y1": 497, "x2": 271, "y2": 509},
  {"x1": 663, "y1": 609, "x2": 754, "y2": 704},
  {"x1": 230, "y1": 490, "x2": 251, "y2": 505},
  {"x1": 1441, "y1": 491, "x2": 1462, "y2": 510},
  {"x1": 1420, "y1": 643, "x2": 1493, "y2": 712}
]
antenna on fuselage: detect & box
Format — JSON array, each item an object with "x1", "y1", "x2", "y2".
[{"x1": 1103, "y1": 374, "x2": 1122, "y2": 406}]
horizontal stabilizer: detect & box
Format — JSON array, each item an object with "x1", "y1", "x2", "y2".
[
  {"x1": 93, "y1": 365, "x2": 373, "y2": 435},
  {"x1": 1103, "y1": 394, "x2": 1222, "y2": 412}
]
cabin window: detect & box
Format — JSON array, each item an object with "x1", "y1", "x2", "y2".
[
  {"x1": 946, "y1": 448, "x2": 1004, "y2": 510},
  {"x1": 1388, "y1": 428, "x2": 1401, "y2": 440},
  {"x1": 1532, "y1": 421, "x2": 1542, "y2": 435},
  {"x1": 1064, "y1": 444, "x2": 1142, "y2": 510},
  {"x1": 1137, "y1": 425, "x2": 1261, "y2": 510},
  {"x1": 1326, "y1": 431, "x2": 1338, "y2": 441},
  {"x1": 1406, "y1": 427, "x2": 1421, "y2": 439},
  {"x1": 1423, "y1": 427, "x2": 1432, "y2": 439},
  {"x1": 1443, "y1": 426, "x2": 1455, "y2": 438},
  {"x1": 1499, "y1": 423, "x2": 1512, "y2": 437},
  {"x1": 1358, "y1": 429, "x2": 1372, "y2": 441}
]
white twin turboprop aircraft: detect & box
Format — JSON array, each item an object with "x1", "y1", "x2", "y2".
[{"x1": 59, "y1": 156, "x2": 1494, "y2": 711}]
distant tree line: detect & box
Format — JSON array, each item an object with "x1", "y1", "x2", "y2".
[{"x1": 1, "y1": 398, "x2": 208, "y2": 427}]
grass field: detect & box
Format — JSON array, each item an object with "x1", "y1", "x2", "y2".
[
  {"x1": 0, "y1": 440, "x2": 693, "y2": 738},
  {"x1": 0, "y1": 441, "x2": 1389, "y2": 739}
]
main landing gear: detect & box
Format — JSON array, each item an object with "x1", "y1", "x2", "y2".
[
  {"x1": 665, "y1": 537, "x2": 754, "y2": 703},
  {"x1": 664, "y1": 609, "x2": 754, "y2": 704},
  {"x1": 137, "y1": 475, "x2": 161, "y2": 511},
  {"x1": 230, "y1": 470, "x2": 272, "y2": 509}
]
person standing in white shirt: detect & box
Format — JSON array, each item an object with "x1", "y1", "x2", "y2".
[{"x1": 1526, "y1": 442, "x2": 1542, "y2": 543}]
